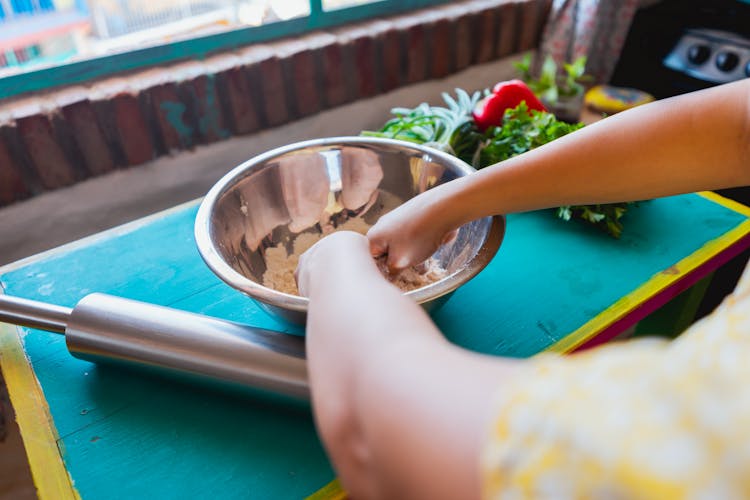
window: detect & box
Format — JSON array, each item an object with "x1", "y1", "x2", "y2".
[{"x1": 0, "y1": 0, "x2": 450, "y2": 99}]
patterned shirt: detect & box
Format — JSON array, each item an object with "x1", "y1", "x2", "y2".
[{"x1": 482, "y1": 267, "x2": 750, "y2": 499}]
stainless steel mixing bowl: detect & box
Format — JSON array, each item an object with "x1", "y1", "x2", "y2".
[{"x1": 194, "y1": 137, "x2": 505, "y2": 325}]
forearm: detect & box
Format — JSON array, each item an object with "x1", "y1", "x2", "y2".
[
  {"x1": 438, "y1": 79, "x2": 750, "y2": 227},
  {"x1": 304, "y1": 244, "x2": 517, "y2": 499}
]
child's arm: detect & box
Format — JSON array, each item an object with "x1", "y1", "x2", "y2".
[
  {"x1": 369, "y1": 79, "x2": 750, "y2": 270},
  {"x1": 297, "y1": 231, "x2": 519, "y2": 499}
]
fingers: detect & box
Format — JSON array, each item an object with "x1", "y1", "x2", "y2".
[
  {"x1": 369, "y1": 238, "x2": 387, "y2": 258},
  {"x1": 386, "y1": 254, "x2": 412, "y2": 274},
  {"x1": 367, "y1": 223, "x2": 392, "y2": 259},
  {"x1": 369, "y1": 229, "x2": 407, "y2": 271},
  {"x1": 369, "y1": 229, "x2": 447, "y2": 273}
]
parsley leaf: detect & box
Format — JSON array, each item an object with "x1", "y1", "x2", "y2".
[{"x1": 475, "y1": 103, "x2": 584, "y2": 167}]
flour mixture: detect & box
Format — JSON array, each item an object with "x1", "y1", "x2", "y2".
[{"x1": 261, "y1": 218, "x2": 447, "y2": 295}]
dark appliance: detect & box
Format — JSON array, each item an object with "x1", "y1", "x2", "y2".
[
  {"x1": 610, "y1": 0, "x2": 750, "y2": 318},
  {"x1": 611, "y1": 0, "x2": 750, "y2": 98}
]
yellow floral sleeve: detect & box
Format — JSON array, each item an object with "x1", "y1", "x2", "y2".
[{"x1": 482, "y1": 269, "x2": 750, "y2": 499}]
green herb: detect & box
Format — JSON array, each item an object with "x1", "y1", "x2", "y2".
[
  {"x1": 361, "y1": 88, "x2": 482, "y2": 163},
  {"x1": 363, "y1": 89, "x2": 634, "y2": 238},
  {"x1": 475, "y1": 103, "x2": 584, "y2": 167},
  {"x1": 557, "y1": 203, "x2": 631, "y2": 239}
]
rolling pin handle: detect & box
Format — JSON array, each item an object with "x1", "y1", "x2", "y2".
[
  {"x1": 66, "y1": 294, "x2": 309, "y2": 399},
  {"x1": 0, "y1": 294, "x2": 70, "y2": 334}
]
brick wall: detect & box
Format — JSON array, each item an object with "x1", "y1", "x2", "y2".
[{"x1": 0, "y1": 0, "x2": 552, "y2": 207}]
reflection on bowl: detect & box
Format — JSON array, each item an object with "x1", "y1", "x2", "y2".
[{"x1": 195, "y1": 137, "x2": 505, "y2": 325}]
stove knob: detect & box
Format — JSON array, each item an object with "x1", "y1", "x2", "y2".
[
  {"x1": 716, "y1": 51, "x2": 739, "y2": 72},
  {"x1": 687, "y1": 44, "x2": 711, "y2": 65}
]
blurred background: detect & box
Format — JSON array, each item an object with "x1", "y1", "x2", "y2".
[{"x1": 0, "y1": 0, "x2": 374, "y2": 77}]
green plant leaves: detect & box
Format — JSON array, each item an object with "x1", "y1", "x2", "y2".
[{"x1": 517, "y1": 55, "x2": 590, "y2": 103}]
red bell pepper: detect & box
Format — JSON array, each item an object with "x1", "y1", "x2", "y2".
[{"x1": 472, "y1": 79, "x2": 547, "y2": 131}]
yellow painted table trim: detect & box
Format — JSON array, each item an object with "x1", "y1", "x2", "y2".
[
  {"x1": 547, "y1": 192, "x2": 750, "y2": 353},
  {"x1": 0, "y1": 321, "x2": 78, "y2": 500},
  {"x1": 306, "y1": 479, "x2": 347, "y2": 500}
]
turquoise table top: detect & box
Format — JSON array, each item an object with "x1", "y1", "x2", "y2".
[{"x1": 2, "y1": 192, "x2": 750, "y2": 499}]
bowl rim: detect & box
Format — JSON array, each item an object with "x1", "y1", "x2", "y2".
[{"x1": 194, "y1": 136, "x2": 505, "y2": 313}]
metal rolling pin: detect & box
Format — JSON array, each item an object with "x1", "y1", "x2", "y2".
[{"x1": 0, "y1": 293, "x2": 308, "y2": 399}]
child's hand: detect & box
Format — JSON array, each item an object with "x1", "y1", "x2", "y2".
[
  {"x1": 367, "y1": 189, "x2": 457, "y2": 273},
  {"x1": 295, "y1": 231, "x2": 373, "y2": 297}
]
